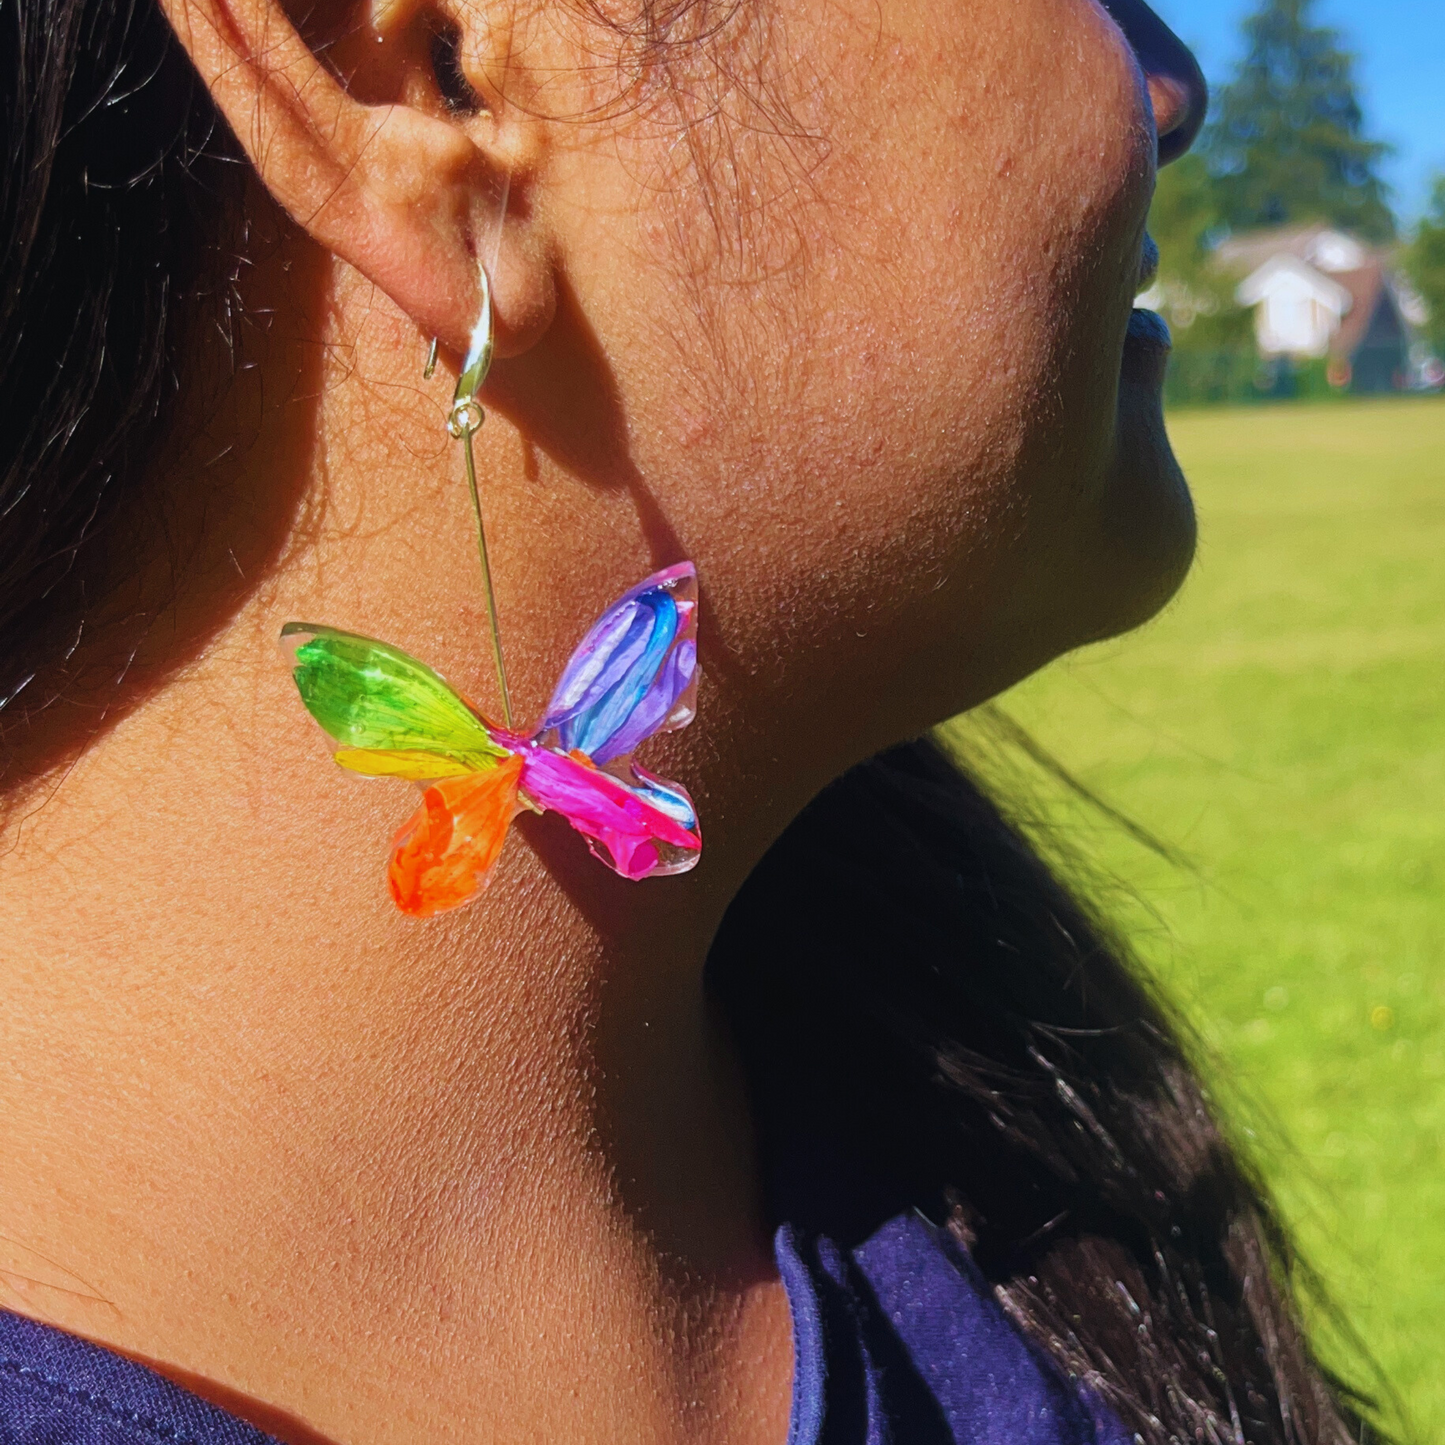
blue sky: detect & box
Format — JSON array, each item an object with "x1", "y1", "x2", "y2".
[{"x1": 1151, "y1": 0, "x2": 1445, "y2": 224}]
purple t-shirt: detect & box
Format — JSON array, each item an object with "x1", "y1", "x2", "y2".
[{"x1": 0, "y1": 1210, "x2": 1127, "y2": 1444}]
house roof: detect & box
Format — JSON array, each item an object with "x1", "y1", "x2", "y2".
[
  {"x1": 1330, "y1": 258, "x2": 1391, "y2": 359},
  {"x1": 1235, "y1": 253, "x2": 1352, "y2": 311},
  {"x1": 1215, "y1": 222, "x2": 1370, "y2": 276}
]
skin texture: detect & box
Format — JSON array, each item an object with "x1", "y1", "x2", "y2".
[{"x1": 0, "y1": 0, "x2": 1206, "y2": 1441}]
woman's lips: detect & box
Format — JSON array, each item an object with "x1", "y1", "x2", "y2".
[
  {"x1": 1120, "y1": 230, "x2": 1169, "y2": 388},
  {"x1": 1127, "y1": 306, "x2": 1170, "y2": 349},
  {"x1": 1137, "y1": 233, "x2": 1160, "y2": 292},
  {"x1": 1122, "y1": 306, "x2": 1172, "y2": 388}
]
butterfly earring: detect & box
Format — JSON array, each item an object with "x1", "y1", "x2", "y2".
[{"x1": 280, "y1": 265, "x2": 702, "y2": 918}]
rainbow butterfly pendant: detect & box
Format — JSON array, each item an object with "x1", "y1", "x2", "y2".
[{"x1": 282, "y1": 563, "x2": 701, "y2": 917}]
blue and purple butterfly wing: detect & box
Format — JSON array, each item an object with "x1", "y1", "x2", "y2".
[
  {"x1": 539, "y1": 562, "x2": 698, "y2": 765},
  {"x1": 525, "y1": 563, "x2": 701, "y2": 880}
]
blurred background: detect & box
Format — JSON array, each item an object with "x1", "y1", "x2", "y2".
[{"x1": 947, "y1": 1, "x2": 1444, "y2": 1437}]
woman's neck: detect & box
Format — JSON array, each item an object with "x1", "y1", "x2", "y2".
[
  {"x1": 0, "y1": 260, "x2": 797, "y2": 1439},
  {"x1": 0, "y1": 636, "x2": 793, "y2": 1440}
]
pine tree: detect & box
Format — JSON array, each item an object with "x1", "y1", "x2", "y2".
[
  {"x1": 1405, "y1": 176, "x2": 1445, "y2": 354},
  {"x1": 1206, "y1": 0, "x2": 1394, "y2": 241}
]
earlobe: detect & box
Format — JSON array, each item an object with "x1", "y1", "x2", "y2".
[
  {"x1": 486, "y1": 222, "x2": 557, "y2": 359},
  {"x1": 158, "y1": 0, "x2": 554, "y2": 360}
]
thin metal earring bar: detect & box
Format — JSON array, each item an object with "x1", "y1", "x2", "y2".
[
  {"x1": 443, "y1": 266, "x2": 514, "y2": 729},
  {"x1": 457, "y1": 415, "x2": 513, "y2": 729}
]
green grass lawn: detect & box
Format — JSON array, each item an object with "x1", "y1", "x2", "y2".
[{"x1": 947, "y1": 396, "x2": 1445, "y2": 1441}]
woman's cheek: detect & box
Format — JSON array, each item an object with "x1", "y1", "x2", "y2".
[{"x1": 592, "y1": 0, "x2": 1162, "y2": 705}]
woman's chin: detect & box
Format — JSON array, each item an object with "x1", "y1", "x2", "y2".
[{"x1": 1084, "y1": 309, "x2": 1197, "y2": 644}]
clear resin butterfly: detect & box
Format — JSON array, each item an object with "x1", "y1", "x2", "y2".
[{"x1": 282, "y1": 563, "x2": 700, "y2": 917}]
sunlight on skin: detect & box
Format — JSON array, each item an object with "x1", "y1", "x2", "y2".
[{"x1": 0, "y1": 0, "x2": 1206, "y2": 1437}]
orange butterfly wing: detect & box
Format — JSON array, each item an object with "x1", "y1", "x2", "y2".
[{"x1": 388, "y1": 755, "x2": 524, "y2": 918}]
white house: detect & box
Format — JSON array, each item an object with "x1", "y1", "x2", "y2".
[
  {"x1": 1234, "y1": 253, "x2": 1353, "y2": 358},
  {"x1": 1215, "y1": 224, "x2": 1414, "y2": 391}
]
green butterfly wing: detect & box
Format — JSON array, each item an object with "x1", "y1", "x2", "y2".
[{"x1": 281, "y1": 624, "x2": 509, "y2": 778}]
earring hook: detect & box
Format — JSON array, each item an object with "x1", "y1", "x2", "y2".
[
  {"x1": 449, "y1": 264, "x2": 494, "y2": 438},
  {"x1": 435, "y1": 263, "x2": 512, "y2": 728}
]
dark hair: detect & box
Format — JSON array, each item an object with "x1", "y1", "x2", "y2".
[
  {"x1": 0, "y1": 0, "x2": 240, "y2": 751},
  {"x1": 711, "y1": 733, "x2": 1386, "y2": 1443},
  {"x1": 0, "y1": 0, "x2": 1389, "y2": 1438}
]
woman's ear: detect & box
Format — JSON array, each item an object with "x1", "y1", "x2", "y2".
[{"x1": 159, "y1": 0, "x2": 556, "y2": 358}]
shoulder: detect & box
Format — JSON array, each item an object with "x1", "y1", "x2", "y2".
[
  {"x1": 0, "y1": 1311, "x2": 274, "y2": 1445},
  {"x1": 777, "y1": 1212, "x2": 1132, "y2": 1445}
]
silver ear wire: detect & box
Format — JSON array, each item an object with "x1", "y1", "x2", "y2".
[
  {"x1": 449, "y1": 263, "x2": 494, "y2": 438},
  {"x1": 443, "y1": 264, "x2": 512, "y2": 728},
  {"x1": 423, "y1": 336, "x2": 439, "y2": 380}
]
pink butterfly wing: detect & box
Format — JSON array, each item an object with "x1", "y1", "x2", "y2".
[{"x1": 519, "y1": 747, "x2": 700, "y2": 881}]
